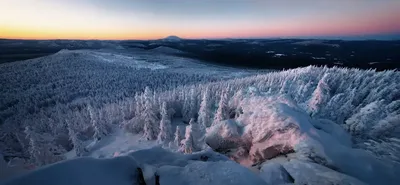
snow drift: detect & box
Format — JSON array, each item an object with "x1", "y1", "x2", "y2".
[{"x1": 1, "y1": 147, "x2": 267, "y2": 185}]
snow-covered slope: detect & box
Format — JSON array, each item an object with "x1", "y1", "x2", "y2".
[
  {"x1": 150, "y1": 46, "x2": 184, "y2": 54},
  {"x1": 1, "y1": 49, "x2": 399, "y2": 185},
  {"x1": 0, "y1": 49, "x2": 257, "y2": 127},
  {"x1": 1, "y1": 147, "x2": 267, "y2": 185},
  {"x1": 2, "y1": 84, "x2": 399, "y2": 184}
]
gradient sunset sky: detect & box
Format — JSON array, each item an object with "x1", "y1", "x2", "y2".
[{"x1": 1, "y1": 0, "x2": 400, "y2": 40}]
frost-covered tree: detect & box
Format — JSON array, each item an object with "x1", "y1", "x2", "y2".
[
  {"x1": 152, "y1": 92, "x2": 161, "y2": 115},
  {"x1": 174, "y1": 126, "x2": 184, "y2": 148},
  {"x1": 189, "y1": 118, "x2": 206, "y2": 151},
  {"x1": 231, "y1": 89, "x2": 245, "y2": 118},
  {"x1": 24, "y1": 126, "x2": 40, "y2": 165},
  {"x1": 157, "y1": 102, "x2": 173, "y2": 143},
  {"x1": 213, "y1": 89, "x2": 229, "y2": 126},
  {"x1": 179, "y1": 118, "x2": 204, "y2": 153},
  {"x1": 181, "y1": 123, "x2": 194, "y2": 154},
  {"x1": 318, "y1": 93, "x2": 354, "y2": 124},
  {"x1": 134, "y1": 93, "x2": 143, "y2": 118},
  {"x1": 66, "y1": 120, "x2": 86, "y2": 157},
  {"x1": 14, "y1": 132, "x2": 29, "y2": 157},
  {"x1": 370, "y1": 115, "x2": 400, "y2": 138},
  {"x1": 345, "y1": 100, "x2": 385, "y2": 136},
  {"x1": 181, "y1": 87, "x2": 198, "y2": 123},
  {"x1": 88, "y1": 105, "x2": 108, "y2": 140},
  {"x1": 189, "y1": 87, "x2": 198, "y2": 120},
  {"x1": 143, "y1": 87, "x2": 159, "y2": 140},
  {"x1": 231, "y1": 89, "x2": 245, "y2": 108},
  {"x1": 308, "y1": 73, "x2": 331, "y2": 116},
  {"x1": 181, "y1": 92, "x2": 191, "y2": 122},
  {"x1": 198, "y1": 87, "x2": 213, "y2": 128},
  {"x1": 24, "y1": 126, "x2": 62, "y2": 166}
]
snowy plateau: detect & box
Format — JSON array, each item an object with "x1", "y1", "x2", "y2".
[{"x1": 0, "y1": 47, "x2": 399, "y2": 185}]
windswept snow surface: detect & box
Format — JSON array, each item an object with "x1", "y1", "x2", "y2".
[
  {"x1": 1, "y1": 155, "x2": 143, "y2": 185},
  {"x1": 1, "y1": 147, "x2": 267, "y2": 185}
]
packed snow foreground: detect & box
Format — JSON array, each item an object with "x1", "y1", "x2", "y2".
[{"x1": 1, "y1": 66, "x2": 400, "y2": 185}]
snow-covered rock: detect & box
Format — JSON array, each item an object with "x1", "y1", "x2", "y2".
[
  {"x1": 157, "y1": 161, "x2": 268, "y2": 185},
  {"x1": 206, "y1": 89, "x2": 400, "y2": 185},
  {"x1": 282, "y1": 159, "x2": 366, "y2": 185},
  {"x1": 205, "y1": 120, "x2": 244, "y2": 151},
  {"x1": 259, "y1": 161, "x2": 293, "y2": 184},
  {"x1": 128, "y1": 146, "x2": 189, "y2": 167},
  {"x1": 128, "y1": 146, "x2": 229, "y2": 167}
]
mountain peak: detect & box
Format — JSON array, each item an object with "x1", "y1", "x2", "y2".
[{"x1": 162, "y1": 35, "x2": 182, "y2": 42}]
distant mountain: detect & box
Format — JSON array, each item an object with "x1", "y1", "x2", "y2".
[{"x1": 161, "y1": 35, "x2": 182, "y2": 42}]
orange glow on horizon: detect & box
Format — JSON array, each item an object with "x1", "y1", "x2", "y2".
[
  {"x1": 1, "y1": 9, "x2": 399, "y2": 40},
  {"x1": 3, "y1": 26, "x2": 400, "y2": 40},
  {"x1": 1, "y1": 27, "x2": 166, "y2": 40},
  {"x1": 1, "y1": 0, "x2": 399, "y2": 40}
]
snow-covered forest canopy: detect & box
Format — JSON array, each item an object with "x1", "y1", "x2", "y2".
[{"x1": 0, "y1": 50, "x2": 399, "y2": 185}]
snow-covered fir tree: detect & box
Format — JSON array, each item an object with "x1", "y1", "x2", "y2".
[
  {"x1": 157, "y1": 102, "x2": 173, "y2": 143},
  {"x1": 14, "y1": 132, "x2": 28, "y2": 158},
  {"x1": 134, "y1": 92, "x2": 143, "y2": 118},
  {"x1": 181, "y1": 92, "x2": 191, "y2": 122},
  {"x1": 24, "y1": 126, "x2": 40, "y2": 165},
  {"x1": 174, "y1": 126, "x2": 184, "y2": 147},
  {"x1": 231, "y1": 89, "x2": 245, "y2": 118},
  {"x1": 308, "y1": 73, "x2": 332, "y2": 116},
  {"x1": 152, "y1": 92, "x2": 161, "y2": 115},
  {"x1": 189, "y1": 87, "x2": 198, "y2": 120},
  {"x1": 213, "y1": 89, "x2": 229, "y2": 126},
  {"x1": 24, "y1": 126, "x2": 62, "y2": 166},
  {"x1": 181, "y1": 123, "x2": 194, "y2": 154},
  {"x1": 189, "y1": 118, "x2": 206, "y2": 151},
  {"x1": 198, "y1": 87, "x2": 213, "y2": 128},
  {"x1": 66, "y1": 120, "x2": 86, "y2": 157},
  {"x1": 88, "y1": 105, "x2": 108, "y2": 140},
  {"x1": 143, "y1": 87, "x2": 159, "y2": 140}
]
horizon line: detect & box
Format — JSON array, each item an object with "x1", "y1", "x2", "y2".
[
  {"x1": 1, "y1": 32, "x2": 400, "y2": 41},
  {"x1": 1, "y1": 37, "x2": 400, "y2": 41}
]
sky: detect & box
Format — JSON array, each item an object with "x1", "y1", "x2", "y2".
[{"x1": 0, "y1": 0, "x2": 400, "y2": 40}]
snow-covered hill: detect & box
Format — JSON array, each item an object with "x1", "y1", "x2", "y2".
[
  {"x1": 150, "y1": 46, "x2": 184, "y2": 54},
  {"x1": 0, "y1": 49, "x2": 258, "y2": 127},
  {"x1": 161, "y1": 35, "x2": 182, "y2": 42},
  {"x1": 0, "y1": 50, "x2": 399, "y2": 185}
]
